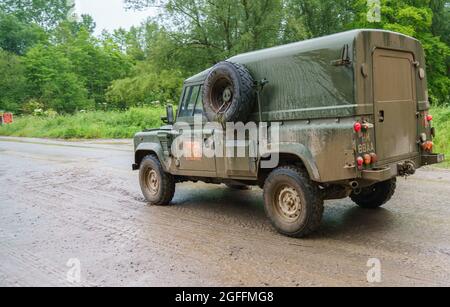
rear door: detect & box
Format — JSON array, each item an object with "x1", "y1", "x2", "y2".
[{"x1": 373, "y1": 49, "x2": 418, "y2": 162}]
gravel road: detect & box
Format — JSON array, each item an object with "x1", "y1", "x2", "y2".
[{"x1": 0, "y1": 136, "x2": 449, "y2": 287}]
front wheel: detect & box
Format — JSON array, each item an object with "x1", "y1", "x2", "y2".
[
  {"x1": 263, "y1": 166, "x2": 324, "y2": 238},
  {"x1": 350, "y1": 178, "x2": 397, "y2": 209},
  {"x1": 139, "y1": 155, "x2": 175, "y2": 206}
]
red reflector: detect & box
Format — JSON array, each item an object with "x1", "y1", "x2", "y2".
[
  {"x1": 354, "y1": 122, "x2": 362, "y2": 133},
  {"x1": 370, "y1": 153, "x2": 378, "y2": 163},
  {"x1": 426, "y1": 115, "x2": 433, "y2": 122}
]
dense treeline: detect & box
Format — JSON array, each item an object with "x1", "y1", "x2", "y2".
[{"x1": 0, "y1": 0, "x2": 449, "y2": 115}]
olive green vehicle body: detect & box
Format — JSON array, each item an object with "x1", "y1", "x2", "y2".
[{"x1": 133, "y1": 29, "x2": 444, "y2": 191}]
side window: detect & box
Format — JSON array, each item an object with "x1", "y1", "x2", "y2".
[
  {"x1": 179, "y1": 85, "x2": 203, "y2": 117},
  {"x1": 187, "y1": 86, "x2": 200, "y2": 111},
  {"x1": 194, "y1": 86, "x2": 204, "y2": 115}
]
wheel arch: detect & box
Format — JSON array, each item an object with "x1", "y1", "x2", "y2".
[
  {"x1": 258, "y1": 144, "x2": 321, "y2": 183},
  {"x1": 135, "y1": 143, "x2": 167, "y2": 171}
]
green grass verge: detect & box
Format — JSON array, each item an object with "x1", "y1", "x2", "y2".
[
  {"x1": 431, "y1": 106, "x2": 450, "y2": 168},
  {"x1": 0, "y1": 107, "x2": 165, "y2": 139}
]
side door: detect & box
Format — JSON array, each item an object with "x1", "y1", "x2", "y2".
[{"x1": 174, "y1": 84, "x2": 217, "y2": 176}]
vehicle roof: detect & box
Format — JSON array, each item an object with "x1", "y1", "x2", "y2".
[{"x1": 184, "y1": 29, "x2": 417, "y2": 84}]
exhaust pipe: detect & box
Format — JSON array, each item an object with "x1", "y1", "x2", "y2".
[{"x1": 349, "y1": 181, "x2": 360, "y2": 189}]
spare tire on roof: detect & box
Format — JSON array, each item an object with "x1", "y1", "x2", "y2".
[{"x1": 202, "y1": 61, "x2": 255, "y2": 123}]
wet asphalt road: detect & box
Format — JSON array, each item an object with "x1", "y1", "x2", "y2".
[{"x1": 0, "y1": 136, "x2": 449, "y2": 287}]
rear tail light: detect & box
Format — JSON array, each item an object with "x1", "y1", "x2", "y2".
[
  {"x1": 422, "y1": 141, "x2": 433, "y2": 152},
  {"x1": 356, "y1": 157, "x2": 364, "y2": 168},
  {"x1": 364, "y1": 154, "x2": 372, "y2": 165},
  {"x1": 426, "y1": 115, "x2": 433, "y2": 122},
  {"x1": 354, "y1": 122, "x2": 362, "y2": 133}
]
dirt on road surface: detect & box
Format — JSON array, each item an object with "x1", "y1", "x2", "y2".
[{"x1": 0, "y1": 136, "x2": 449, "y2": 287}]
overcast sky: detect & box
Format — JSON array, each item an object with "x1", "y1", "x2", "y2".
[{"x1": 75, "y1": 0, "x2": 158, "y2": 35}]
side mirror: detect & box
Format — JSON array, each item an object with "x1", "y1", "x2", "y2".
[{"x1": 161, "y1": 104, "x2": 175, "y2": 125}]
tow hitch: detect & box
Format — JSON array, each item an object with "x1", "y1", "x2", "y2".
[{"x1": 398, "y1": 161, "x2": 416, "y2": 177}]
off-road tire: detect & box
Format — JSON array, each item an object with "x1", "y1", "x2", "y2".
[
  {"x1": 350, "y1": 178, "x2": 397, "y2": 209},
  {"x1": 263, "y1": 166, "x2": 324, "y2": 238},
  {"x1": 203, "y1": 61, "x2": 255, "y2": 124},
  {"x1": 139, "y1": 155, "x2": 175, "y2": 206}
]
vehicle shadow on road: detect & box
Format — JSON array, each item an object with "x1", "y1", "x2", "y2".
[
  {"x1": 313, "y1": 201, "x2": 397, "y2": 239},
  {"x1": 167, "y1": 184, "x2": 397, "y2": 239},
  {"x1": 170, "y1": 184, "x2": 269, "y2": 222}
]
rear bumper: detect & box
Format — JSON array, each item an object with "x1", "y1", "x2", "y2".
[
  {"x1": 361, "y1": 168, "x2": 395, "y2": 182},
  {"x1": 360, "y1": 153, "x2": 445, "y2": 183},
  {"x1": 421, "y1": 153, "x2": 445, "y2": 166}
]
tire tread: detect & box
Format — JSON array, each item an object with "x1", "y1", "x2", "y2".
[
  {"x1": 264, "y1": 165, "x2": 324, "y2": 238},
  {"x1": 140, "y1": 155, "x2": 175, "y2": 206}
]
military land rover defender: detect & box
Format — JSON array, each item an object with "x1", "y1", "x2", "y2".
[{"x1": 133, "y1": 30, "x2": 444, "y2": 238}]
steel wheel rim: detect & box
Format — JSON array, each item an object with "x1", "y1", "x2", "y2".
[
  {"x1": 210, "y1": 77, "x2": 234, "y2": 114},
  {"x1": 274, "y1": 185, "x2": 302, "y2": 222},
  {"x1": 145, "y1": 169, "x2": 159, "y2": 196}
]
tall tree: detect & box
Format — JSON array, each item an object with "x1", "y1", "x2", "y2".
[
  {"x1": 0, "y1": 50, "x2": 27, "y2": 112},
  {"x1": 0, "y1": 0, "x2": 73, "y2": 29},
  {"x1": 24, "y1": 43, "x2": 91, "y2": 114},
  {"x1": 429, "y1": 0, "x2": 450, "y2": 45},
  {"x1": 0, "y1": 12, "x2": 47, "y2": 55},
  {"x1": 125, "y1": 0, "x2": 284, "y2": 64},
  {"x1": 282, "y1": 0, "x2": 354, "y2": 40},
  {"x1": 51, "y1": 20, "x2": 133, "y2": 107}
]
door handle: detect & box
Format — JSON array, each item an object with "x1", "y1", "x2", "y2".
[{"x1": 379, "y1": 110, "x2": 385, "y2": 123}]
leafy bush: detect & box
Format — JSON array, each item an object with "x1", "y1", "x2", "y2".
[
  {"x1": 431, "y1": 106, "x2": 450, "y2": 168},
  {"x1": 106, "y1": 62, "x2": 184, "y2": 109},
  {"x1": 0, "y1": 107, "x2": 166, "y2": 139}
]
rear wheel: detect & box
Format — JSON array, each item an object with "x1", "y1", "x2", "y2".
[
  {"x1": 263, "y1": 166, "x2": 324, "y2": 238},
  {"x1": 350, "y1": 178, "x2": 397, "y2": 209},
  {"x1": 139, "y1": 155, "x2": 175, "y2": 206}
]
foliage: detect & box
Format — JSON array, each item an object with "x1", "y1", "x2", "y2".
[
  {"x1": 430, "y1": 0, "x2": 450, "y2": 45},
  {"x1": 54, "y1": 21, "x2": 134, "y2": 106},
  {"x1": 23, "y1": 43, "x2": 92, "y2": 113},
  {"x1": 430, "y1": 106, "x2": 450, "y2": 168},
  {"x1": 0, "y1": 0, "x2": 74, "y2": 29},
  {"x1": 0, "y1": 107, "x2": 166, "y2": 139},
  {"x1": 0, "y1": 50, "x2": 27, "y2": 113},
  {"x1": 282, "y1": 0, "x2": 355, "y2": 40},
  {"x1": 106, "y1": 61, "x2": 184, "y2": 109},
  {"x1": 0, "y1": 12, "x2": 47, "y2": 55}
]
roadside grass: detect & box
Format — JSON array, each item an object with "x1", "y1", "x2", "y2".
[
  {"x1": 0, "y1": 107, "x2": 165, "y2": 139},
  {"x1": 431, "y1": 106, "x2": 450, "y2": 168}
]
